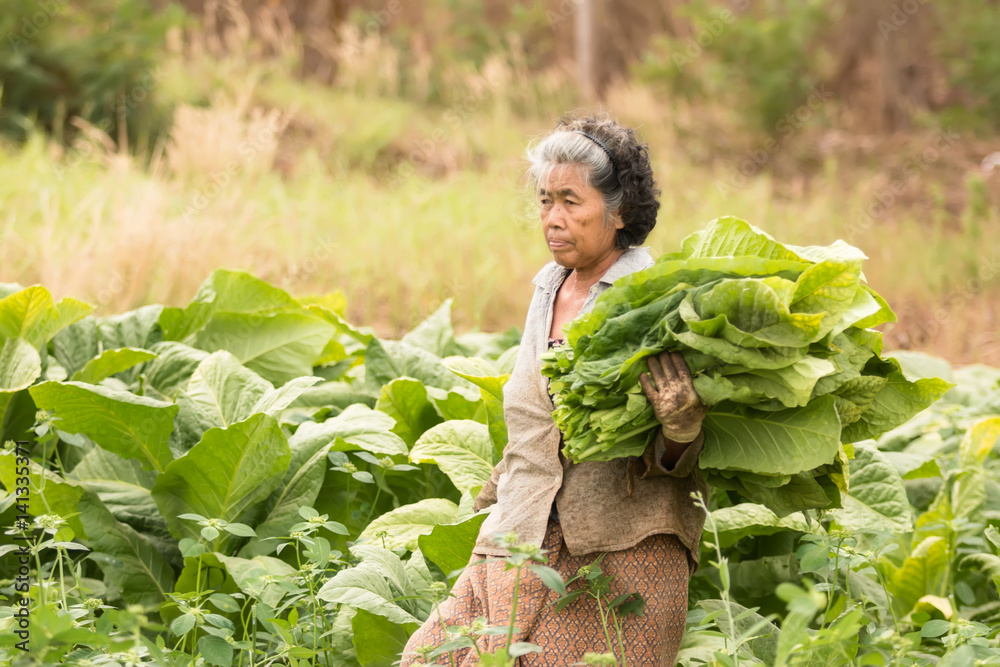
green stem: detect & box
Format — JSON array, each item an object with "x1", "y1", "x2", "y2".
[
  {"x1": 507, "y1": 566, "x2": 523, "y2": 649},
  {"x1": 33, "y1": 535, "x2": 45, "y2": 606},
  {"x1": 345, "y1": 477, "x2": 352, "y2": 529},
  {"x1": 58, "y1": 546, "x2": 68, "y2": 611},
  {"x1": 596, "y1": 591, "x2": 616, "y2": 662},
  {"x1": 614, "y1": 609, "x2": 626, "y2": 667},
  {"x1": 869, "y1": 556, "x2": 900, "y2": 635},
  {"x1": 364, "y1": 475, "x2": 383, "y2": 524},
  {"x1": 822, "y1": 537, "x2": 841, "y2": 631}
]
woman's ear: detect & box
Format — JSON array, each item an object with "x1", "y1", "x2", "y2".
[{"x1": 613, "y1": 209, "x2": 626, "y2": 230}]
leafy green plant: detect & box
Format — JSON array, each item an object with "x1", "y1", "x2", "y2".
[
  {"x1": 542, "y1": 217, "x2": 952, "y2": 517},
  {"x1": 1, "y1": 266, "x2": 997, "y2": 666}
]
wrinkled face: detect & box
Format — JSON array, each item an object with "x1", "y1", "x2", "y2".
[{"x1": 538, "y1": 163, "x2": 623, "y2": 271}]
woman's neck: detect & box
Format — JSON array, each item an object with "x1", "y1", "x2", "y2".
[{"x1": 567, "y1": 249, "x2": 625, "y2": 298}]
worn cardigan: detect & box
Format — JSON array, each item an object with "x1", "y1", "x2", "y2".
[{"x1": 472, "y1": 246, "x2": 709, "y2": 571}]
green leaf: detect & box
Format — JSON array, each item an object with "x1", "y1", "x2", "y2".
[
  {"x1": 366, "y1": 338, "x2": 471, "y2": 391},
  {"x1": 697, "y1": 598, "x2": 780, "y2": 665},
  {"x1": 159, "y1": 269, "x2": 302, "y2": 342},
  {"x1": 401, "y1": 299, "x2": 465, "y2": 358},
  {"x1": 442, "y1": 356, "x2": 510, "y2": 458},
  {"x1": 51, "y1": 315, "x2": 100, "y2": 379},
  {"x1": 152, "y1": 413, "x2": 291, "y2": 544},
  {"x1": 700, "y1": 395, "x2": 842, "y2": 475},
  {"x1": 199, "y1": 635, "x2": 234, "y2": 667},
  {"x1": 77, "y1": 491, "x2": 176, "y2": 607},
  {"x1": 842, "y1": 370, "x2": 953, "y2": 443},
  {"x1": 694, "y1": 357, "x2": 836, "y2": 409},
  {"x1": 175, "y1": 351, "x2": 273, "y2": 444},
  {"x1": 71, "y1": 347, "x2": 158, "y2": 384},
  {"x1": 225, "y1": 522, "x2": 257, "y2": 537},
  {"x1": 425, "y1": 385, "x2": 483, "y2": 422},
  {"x1": 689, "y1": 276, "x2": 824, "y2": 348},
  {"x1": 317, "y1": 562, "x2": 421, "y2": 625},
  {"x1": 409, "y1": 421, "x2": 495, "y2": 494},
  {"x1": 239, "y1": 439, "x2": 331, "y2": 558},
  {"x1": 709, "y1": 504, "x2": 812, "y2": 548},
  {"x1": 881, "y1": 451, "x2": 943, "y2": 480},
  {"x1": 376, "y1": 377, "x2": 444, "y2": 447},
  {"x1": 195, "y1": 310, "x2": 335, "y2": 385},
  {"x1": 30, "y1": 381, "x2": 178, "y2": 473},
  {"x1": 682, "y1": 216, "x2": 802, "y2": 261},
  {"x1": 0, "y1": 451, "x2": 87, "y2": 538},
  {"x1": 358, "y1": 498, "x2": 460, "y2": 551},
  {"x1": 789, "y1": 259, "x2": 863, "y2": 336},
  {"x1": 351, "y1": 608, "x2": 419, "y2": 667},
  {"x1": 890, "y1": 536, "x2": 949, "y2": 614},
  {"x1": 831, "y1": 441, "x2": 912, "y2": 533},
  {"x1": 139, "y1": 341, "x2": 211, "y2": 398},
  {"x1": 417, "y1": 513, "x2": 488, "y2": 575},
  {"x1": 0, "y1": 285, "x2": 92, "y2": 348},
  {"x1": 920, "y1": 619, "x2": 951, "y2": 638},
  {"x1": 68, "y1": 445, "x2": 166, "y2": 545},
  {"x1": 215, "y1": 553, "x2": 298, "y2": 608},
  {"x1": 171, "y1": 613, "x2": 196, "y2": 637},
  {"x1": 288, "y1": 404, "x2": 408, "y2": 462},
  {"x1": 852, "y1": 287, "x2": 897, "y2": 329},
  {"x1": 958, "y1": 417, "x2": 1000, "y2": 467},
  {"x1": 0, "y1": 337, "x2": 41, "y2": 393},
  {"x1": 0, "y1": 337, "x2": 41, "y2": 436},
  {"x1": 250, "y1": 376, "x2": 323, "y2": 417},
  {"x1": 98, "y1": 304, "x2": 164, "y2": 351},
  {"x1": 528, "y1": 564, "x2": 567, "y2": 595}
]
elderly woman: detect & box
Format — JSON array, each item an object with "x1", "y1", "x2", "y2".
[{"x1": 402, "y1": 115, "x2": 709, "y2": 666}]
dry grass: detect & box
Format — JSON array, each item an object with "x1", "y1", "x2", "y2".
[{"x1": 1, "y1": 19, "x2": 998, "y2": 366}]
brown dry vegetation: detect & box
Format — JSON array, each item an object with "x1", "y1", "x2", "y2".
[{"x1": 2, "y1": 1, "x2": 999, "y2": 366}]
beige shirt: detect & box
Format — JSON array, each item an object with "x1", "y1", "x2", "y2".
[{"x1": 473, "y1": 247, "x2": 709, "y2": 572}]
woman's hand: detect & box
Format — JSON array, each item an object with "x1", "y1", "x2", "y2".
[{"x1": 638, "y1": 351, "x2": 706, "y2": 444}]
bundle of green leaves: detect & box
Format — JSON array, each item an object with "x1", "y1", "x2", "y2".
[{"x1": 540, "y1": 217, "x2": 953, "y2": 515}]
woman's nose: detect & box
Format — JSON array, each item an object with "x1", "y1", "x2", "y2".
[{"x1": 544, "y1": 205, "x2": 566, "y2": 227}]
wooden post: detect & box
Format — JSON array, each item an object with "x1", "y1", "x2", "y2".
[{"x1": 575, "y1": 0, "x2": 596, "y2": 100}]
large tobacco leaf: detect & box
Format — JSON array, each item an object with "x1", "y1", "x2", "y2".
[
  {"x1": 541, "y1": 216, "x2": 953, "y2": 515},
  {"x1": 152, "y1": 413, "x2": 291, "y2": 545},
  {"x1": 30, "y1": 381, "x2": 178, "y2": 473}
]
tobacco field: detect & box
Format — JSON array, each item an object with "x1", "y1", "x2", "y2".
[{"x1": 0, "y1": 270, "x2": 998, "y2": 666}]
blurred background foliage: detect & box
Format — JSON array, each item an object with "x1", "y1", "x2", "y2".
[
  {"x1": 4, "y1": 0, "x2": 1000, "y2": 143},
  {"x1": 1, "y1": 0, "x2": 999, "y2": 365}
]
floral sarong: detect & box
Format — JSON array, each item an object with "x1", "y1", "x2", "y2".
[{"x1": 400, "y1": 519, "x2": 690, "y2": 666}]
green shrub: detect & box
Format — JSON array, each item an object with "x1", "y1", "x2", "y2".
[
  {"x1": 934, "y1": 0, "x2": 1000, "y2": 131},
  {"x1": 636, "y1": 0, "x2": 831, "y2": 135},
  {"x1": 0, "y1": 0, "x2": 183, "y2": 146}
]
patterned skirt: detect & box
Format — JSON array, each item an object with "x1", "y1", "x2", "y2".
[{"x1": 400, "y1": 519, "x2": 690, "y2": 666}]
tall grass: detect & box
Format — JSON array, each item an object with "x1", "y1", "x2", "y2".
[{"x1": 1, "y1": 13, "x2": 997, "y2": 365}]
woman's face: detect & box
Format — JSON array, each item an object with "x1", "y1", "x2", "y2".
[{"x1": 538, "y1": 163, "x2": 624, "y2": 272}]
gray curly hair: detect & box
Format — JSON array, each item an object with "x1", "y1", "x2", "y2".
[{"x1": 525, "y1": 114, "x2": 661, "y2": 250}]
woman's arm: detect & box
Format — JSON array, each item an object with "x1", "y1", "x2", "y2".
[
  {"x1": 473, "y1": 457, "x2": 507, "y2": 512},
  {"x1": 639, "y1": 427, "x2": 705, "y2": 478}
]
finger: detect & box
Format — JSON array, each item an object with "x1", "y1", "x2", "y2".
[
  {"x1": 671, "y1": 352, "x2": 693, "y2": 384},
  {"x1": 646, "y1": 355, "x2": 664, "y2": 389},
  {"x1": 659, "y1": 350, "x2": 678, "y2": 380},
  {"x1": 638, "y1": 372, "x2": 655, "y2": 397}
]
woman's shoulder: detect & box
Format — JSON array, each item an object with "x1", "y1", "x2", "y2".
[
  {"x1": 532, "y1": 261, "x2": 570, "y2": 290},
  {"x1": 598, "y1": 246, "x2": 656, "y2": 286}
]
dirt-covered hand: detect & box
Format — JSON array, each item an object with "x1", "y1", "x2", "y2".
[{"x1": 638, "y1": 351, "x2": 706, "y2": 443}]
